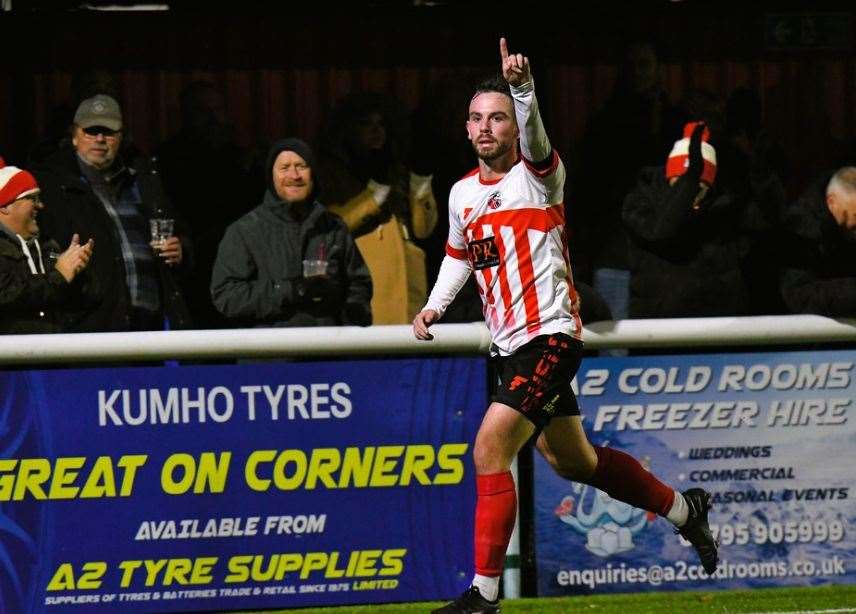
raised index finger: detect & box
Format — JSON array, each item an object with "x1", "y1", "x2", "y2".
[{"x1": 499, "y1": 37, "x2": 509, "y2": 61}]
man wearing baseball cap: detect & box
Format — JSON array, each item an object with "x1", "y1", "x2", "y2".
[
  {"x1": 0, "y1": 158, "x2": 94, "y2": 333},
  {"x1": 33, "y1": 94, "x2": 191, "y2": 332}
]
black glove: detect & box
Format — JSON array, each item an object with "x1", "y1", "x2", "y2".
[
  {"x1": 686, "y1": 122, "x2": 706, "y2": 183},
  {"x1": 294, "y1": 276, "x2": 338, "y2": 305},
  {"x1": 342, "y1": 301, "x2": 371, "y2": 326}
]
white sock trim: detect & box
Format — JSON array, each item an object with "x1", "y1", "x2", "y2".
[
  {"x1": 471, "y1": 574, "x2": 500, "y2": 601},
  {"x1": 667, "y1": 490, "x2": 689, "y2": 527}
]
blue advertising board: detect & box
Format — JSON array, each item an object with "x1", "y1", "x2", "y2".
[
  {"x1": 0, "y1": 357, "x2": 486, "y2": 613},
  {"x1": 535, "y1": 350, "x2": 854, "y2": 595}
]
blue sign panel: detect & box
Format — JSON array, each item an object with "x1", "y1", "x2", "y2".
[
  {"x1": 535, "y1": 350, "x2": 855, "y2": 594},
  {"x1": 0, "y1": 357, "x2": 486, "y2": 612}
]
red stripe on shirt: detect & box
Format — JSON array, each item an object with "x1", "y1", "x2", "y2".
[
  {"x1": 559, "y1": 223, "x2": 581, "y2": 320},
  {"x1": 514, "y1": 225, "x2": 541, "y2": 335},
  {"x1": 493, "y1": 229, "x2": 516, "y2": 329},
  {"x1": 446, "y1": 243, "x2": 468, "y2": 260},
  {"x1": 467, "y1": 205, "x2": 564, "y2": 234},
  {"x1": 559, "y1": 218, "x2": 572, "y2": 269},
  {"x1": 522, "y1": 149, "x2": 560, "y2": 178}
]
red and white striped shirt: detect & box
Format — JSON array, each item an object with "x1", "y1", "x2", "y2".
[
  {"x1": 427, "y1": 151, "x2": 581, "y2": 355},
  {"x1": 423, "y1": 80, "x2": 581, "y2": 355}
]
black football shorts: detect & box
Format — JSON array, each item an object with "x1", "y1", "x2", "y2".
[{"x1": 492, "y1": 332, "x2": 584, "y2": 429}]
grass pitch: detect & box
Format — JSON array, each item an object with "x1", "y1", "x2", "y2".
[{"x1": 243, "y1": 584, "x2": 856, "y2": 613}]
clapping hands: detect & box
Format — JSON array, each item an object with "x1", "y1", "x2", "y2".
[{"x1": 55, "y1": 233, "x2": 94, "y2": 282}]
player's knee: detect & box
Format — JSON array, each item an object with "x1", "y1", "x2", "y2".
[
  {"x1": 552, "y1": 454, "x2": 597, "y2": 482},
  {"x1": 472, "y1": 438, "x2": 513, "y2": 474}
]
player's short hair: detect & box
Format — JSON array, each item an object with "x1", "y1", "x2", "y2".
[
  {"x1": 472, "y1": 74, "x2": 511, "y2": 101},
  {"x1": 827, "y1": 166, "x2": 856, "y2": 197}
]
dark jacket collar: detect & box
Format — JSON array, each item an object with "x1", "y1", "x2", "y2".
[
  {"x1": 0, "y1": 222, "x2": 20, "y2": 243},
  {"x1": 260, "y1": 189, "x2": 325, "y2": 227},
  {"x1": 0, "y1": 229, "x2": 23, "y2": 257},
  {"x1": 41, "y1": 147, "x2": 135, "y2": 191},
  {"x1": 0, "y1": 229, "x2": 60, "y2": 259}
]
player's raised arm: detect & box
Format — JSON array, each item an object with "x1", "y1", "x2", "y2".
[
  {"x1": 500, "y1": 37, "x2": 554, "y2": 170},
  {"x1": 500, "y1": 37, "x2": 531, "y2": 87}
]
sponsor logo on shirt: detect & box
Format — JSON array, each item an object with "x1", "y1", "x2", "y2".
[{"x1": 467, "y1": 236, "x2": 500, "y2": 270}]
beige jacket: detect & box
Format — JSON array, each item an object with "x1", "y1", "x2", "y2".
[{"x1": 326, "y1": 180, "x2": 437, "y2": 324}]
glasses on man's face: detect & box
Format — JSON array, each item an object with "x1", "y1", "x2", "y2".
[
  {"x1": 81, "y1": 125, "x2": 121, "y2": 139},
  {"x1": 14, "y1": 193, "x2": 43, "y2": 207}
]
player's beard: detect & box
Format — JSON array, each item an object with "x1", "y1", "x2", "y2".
[{"x1": 473, "y1": 138, "x2": 514, "y2": 162}]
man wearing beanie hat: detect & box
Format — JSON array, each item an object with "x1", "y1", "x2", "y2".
[
  {"x1": 623, "y1": 118, "x2": 786, "y2": 318},
  {"x1": 211, "y1": 138, "x2": 372, "y2": 327},
  {"x1": 0, "y1": 158, "x2": 95, "y2": 334},
  {"x1": 32, "y1": 94, "x2": 191, "y2": 332}
]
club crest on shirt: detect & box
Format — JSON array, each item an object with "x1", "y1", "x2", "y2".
[
  {"x1": 467, "y1": 236, "x2": 500, "y2": 270},
  {"x1": 486, "y1": 191, "x2": 502, "y2": 210}
]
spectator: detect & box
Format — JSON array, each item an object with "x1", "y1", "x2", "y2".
[
  {"x1": 34, "y1": 94, "x2": 191, "y2": 332},
  {"x1": 780, "y1": 167, "x2": 856, "y2": 317},
  {"x1": 409, "y1": 74, "x2": 480, "y2": 282},
  {"x1": 623, "y1": 120, "x2": 786, "y2": 318},
  {"x1": 572, "y1": 40, "x2": 685, "y2": 319},
  {"x1": 157, "y1": 81, "x2": 257, "y2": 329},
  {"x1": 318, "y1": 92, "x2": 437, "y2": 324},
  {"x1": 211, "y1": 138, "x2": 372, "y2": 327},
  {"x1": 725, "y1": 86, "x2": 789, "y2": 183},
  {"x1": 409, "y1": 75, "x2": 488, "y2": 325},
  {"x1": 0, "y1": 159, "x2": 94, "y2": 333},
  {"x1": 27, "y1": 69, "x2": 120, "y2": 167}
]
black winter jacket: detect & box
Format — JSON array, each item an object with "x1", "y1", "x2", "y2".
[
  {"x1": 780, "y1": 173, "x2": 856, "y2": 317},
  {"x1": 0, "y1": 232, "x2": 95, "y2": 334},
  {"x1": 33, "y1": 148, "x2": 192, "y2": 332},
  {"x1": 210, "y1": 192, "x2": 372, "y2": 327},
  {"x1": 623, "y1": 163, "x2": 784, "y2": 318}
]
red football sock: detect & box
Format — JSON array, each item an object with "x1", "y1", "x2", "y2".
[
  {"x1": 474, "y1": 471, "x2": 517, "y2": 577},
  {"x1": 586, "y1": 446, "x2": 675, "y2": 516}
]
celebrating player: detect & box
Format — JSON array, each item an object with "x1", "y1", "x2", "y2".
[{"x1": 414, "y1": 38, "x2": 719, "y2": 613}]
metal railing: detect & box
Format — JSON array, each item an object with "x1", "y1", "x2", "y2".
[{"x1": 1, "y1": 315, "x2": 855, "y2": 365}]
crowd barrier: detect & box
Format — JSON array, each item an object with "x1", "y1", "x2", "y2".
[
  {"x1": 1, "y1": 315, "x2": 854, "y2": 613},
  {"x1": 2, "y1": 315, "x2": 856, "y2": 365}
]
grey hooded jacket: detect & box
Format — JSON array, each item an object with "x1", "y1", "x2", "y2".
[{"x1": 211, "y1": 190, "x2": 372, "y2": 327}]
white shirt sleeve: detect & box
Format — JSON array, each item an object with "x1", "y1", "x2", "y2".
[
  {"x1": 511, "y1": 80, "x2": 550, "y2": 165},
  {"x1": 423, "y1": 255, "x2": 472, "y2": 318},
  {"x1": 511, "y1": 80, "x2": 566, "y2": 200},
  {"x1": 423, "y1": 184, "x2": 472, "y2": 317}
]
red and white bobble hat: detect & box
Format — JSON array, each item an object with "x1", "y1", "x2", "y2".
[
  {"x1": 665, "y1": 122, "x2": 717, "y2": 186},
  {"x1": 0, "y1": 157, "x2": 39, "y2": 208}
]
